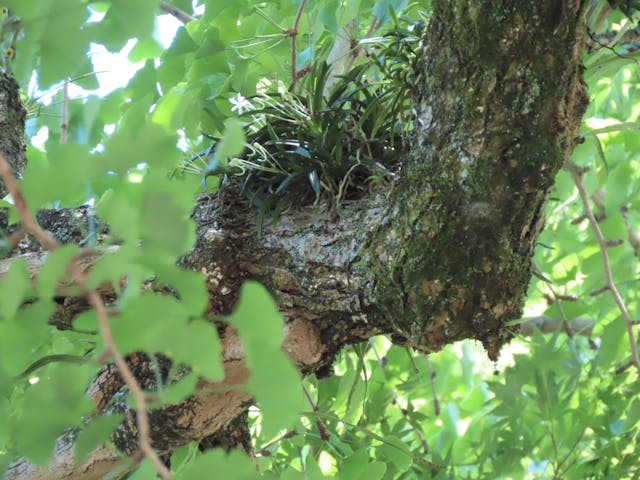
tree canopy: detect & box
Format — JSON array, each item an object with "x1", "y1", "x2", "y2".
[{"x1": 1, "y1": 1, "x2": 640, "y2": 479}]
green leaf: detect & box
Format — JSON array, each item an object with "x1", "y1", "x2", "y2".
[
  {"x1": 128, "y1": 459, "x2": 158, "y2": 480},
  {"x1": 378, "y1": 436, "x2": 412, "y2": 472},
  {"x1": 124, "y1": 60, "x2": 159, "y2": 101},
  {"x1": 138, "y1": 174, "x2": 196, "y2": 259},
  {"x1": 128, "y1": 36, "x2": 164, "y2": 62},
  {"x1": 75, "y1": 414, "x2": 124, "y2": 460},
  {"x1": 211, "y1": 119, "x2": 246, "y2": 166},
  {"x1": 605, "y1": 162, "x2": 634, "y2": 211},
  {"x1": 37, "y1": 0, "x2": 91, "y2": 87},
  {"x1": 194, "y1": 26, "x2": 226, "y2": 59},
  {"x1": 86, "y1": 245, "x2": 143, "y2": 293},
  {"x1": 102, "y1": 122, "x2": 179, "y2": 175},
  {"x1": 159, "y1": 372, "x2": 198, "y2": 405},
  {"x1": 596, "y1": 319, "x2": 627, "y2": 368},
  {"x1": 109, "y1": 295, "x2": 222, "y2": 380},
  {"x1": 19, "y1": 143, "x2": 94, "y2": 210},
  {"x1": 177, "y1": 450, "x2": 256, "y2": 480},
  {"x1": 151, "y1": 85, "x2": 200, "y2": 132},
  {"x1": 361, "y1": 461, "x2": 387, "y2": 479},
  {"x1": 308, "y1": 170, "x2": 320, "y2": 196},
  {"x1": 622, "y1": 398, "x2": 640, "y2": 432},
  {"x1": 341, "y1": 448, "x2": 367, "y2": 475},
  {"x1": 95, "y1": 187, "x2": 141, "y2": 245},
  {"x1": 0, "y1": 396, "x2": 10, "y2": 445},
  {"x1": 13, "y1": 364, "x2": 94, "y2": 465},
  {"x1": 0, "y1": 258, "x2": 32, "y2": 318},
  {"x1": 165, "y1": 26, "x2": 199, "y2": 57},
  {"x1": 373, "y1": 0, "x2": 407, "y2": 25},
  {"x1": 319, "y1": 1, "x2": 340, "y2": 33},
  {"x1": 0, "y1": 301, "x2": 55, "y2": 375},
  {"x1": 110, "y1": 294, "x2": 188, "y2": 353},
  {"x1": 38, "y1": 245, "x2": 80, "y2": 299},
  {"x1": 145, "y1": 264, "x2": 208, "y2": 315},
  {"x1": 95, "y1": 0, "x2": 158, "y2": 50},
  {"x1": 344, "y1": 375, "x2": 366, "y2": 424},
  {"x1": 227, "y1": 282, "x2": 306, "y2": 438},
  {"x1": 171, "y1": 319, "x2": 223, "y2": 380}
]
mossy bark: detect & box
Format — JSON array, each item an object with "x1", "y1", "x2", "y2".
[
  {"x1": 0, "y1": 72, "x2": 26, "y2": 227},
  {"x1": 368, "y1": 0, "x2": 589, "y2": 357}
]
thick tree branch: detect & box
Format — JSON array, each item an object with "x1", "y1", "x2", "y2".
[{"x1": 2, "y1": 2, "x2": 591, "y2": 478}]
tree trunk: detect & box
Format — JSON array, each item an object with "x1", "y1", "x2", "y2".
[{"x1": 4, "y1": 1, "x2": 589, "y2": 478}]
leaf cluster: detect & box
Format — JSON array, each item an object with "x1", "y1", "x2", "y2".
[{"x1": 185, "y1": 19, "x2": 422, "y2": 219}]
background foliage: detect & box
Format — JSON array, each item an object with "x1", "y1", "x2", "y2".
[{"x1": 0, "y1": 0, "x2": 639, "y2": 478}]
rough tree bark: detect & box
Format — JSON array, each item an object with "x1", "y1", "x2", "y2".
[{"x1": 4, "y1": 1, "x2": 589, "y2": 479}]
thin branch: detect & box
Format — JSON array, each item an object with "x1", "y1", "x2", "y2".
[
  {"x1": 565, "y1": 159, "x2": 640, "y2": 375},
  {"x1": 424, "y1": 355, "x2": 440, "y2": 417},
  {"x1": 369, "y1": 339, "x2": 430, "y2": 453},
  {"x1": 0, "y1": 153, "x2": 173, "y2": 480},
  {"x1": 519, "y1": 316, "x2": 595, "y2": 338},
  {"x1": 615, "y1": 359, "x2": 634, "y2": 375},
  {"x1": 159, "y1": 0, "x2": 195, "y2": 24},
  {"x1": 60, "y1": 80, "x2": 68, "y2": 145},
  {"x1": 546, "y1": 283, "x2": 574, "y2": 338},
  {"x1": 544, "y1": 293, "x2": 578, "y2": 303},
  {"x1": 344, "y1": 16, "x2": 379, "y2": 74},
  {"x1": 583, "y1": 121, "x2": 640, "y2": 136},
  {"x1": 301, "y1": 383, "x2": 329, "y2": 442},
  {"x1": 589, "y1": 285, "x2": 609, "y2": 296},
  {"x1": 257, "y1": 430, "x2": 298, "y2": 457},
  {"x1": 289, "y1": 0, "x2": 307, "y2": 92}
]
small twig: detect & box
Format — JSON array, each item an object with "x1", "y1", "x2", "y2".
[
  {"x1": 424, "y1": 355, "x2": 440, "y2": 417},
  {"x1": 289, "y1": 0, "x2": 307, "y2": 92},
  {"x1": 615, "y1": 359, "x2": 634, "y2": 375},
  {"x1": 15, "y1": 353, "x2": 89, "y2": 380},
  {"x1": 548, "y1": 283, "x2": 574, "y2": 338},
  {"x1": 301, "y1": 383, "x2": 329, "y2": 442},
  {"x1": 557, "y1": 426, "x2": 586, "y2": 476},
  {"x1": 336, "y1": 161, "x2": 361, "y2": 206},
  {"x1": 295, "y1": 64, "x2": 312, "y2": 80},
  {"x1": 544, "y1": 293, "x2": 578, "y2": 303},
  {"x1": 519, "y1": 316, "x2": 595, "y2": 338},
  {"x1": 257, "y1": 430, "x2": 298, "y2": 456},
  {"x1": 60, "y1": 80, "x2": 68, "y2": 145},
  {"x1": 583, "y1": 121, "x2": 640, "y2": 136},
  {"x1": 606, "y1": 238, "x2": 624, "y2": 247},
  {"x1": 344, "y1": 16, "x2": 379, "y2": 74},
  {"x1": 159, "y1": 0, "x2": 195, "y2": 24},
  {"x1": 315, "y1": 411, "x2": 442, "y2": 469},
  {"x1": 565, "y1": 159, "x2": 640, "y2": 375},
  {"x1": 533, "y1": 265, "x2": 576, "y2": 338},
  {"x1": 589, "y1": 285, "x2": 609, "y2": 297},
  {"x1": 571, "y1": 212, "x2": 606, "y2": 224},
  {"x1": 369, "y1": 340, "x2": 430, "y2": 452},
  {"x1": 404, "y1": 346, "x2": 419, "y2": 374},
  {"x1": 0, "y1": 153, "x2": 173, "y2": 479}
]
